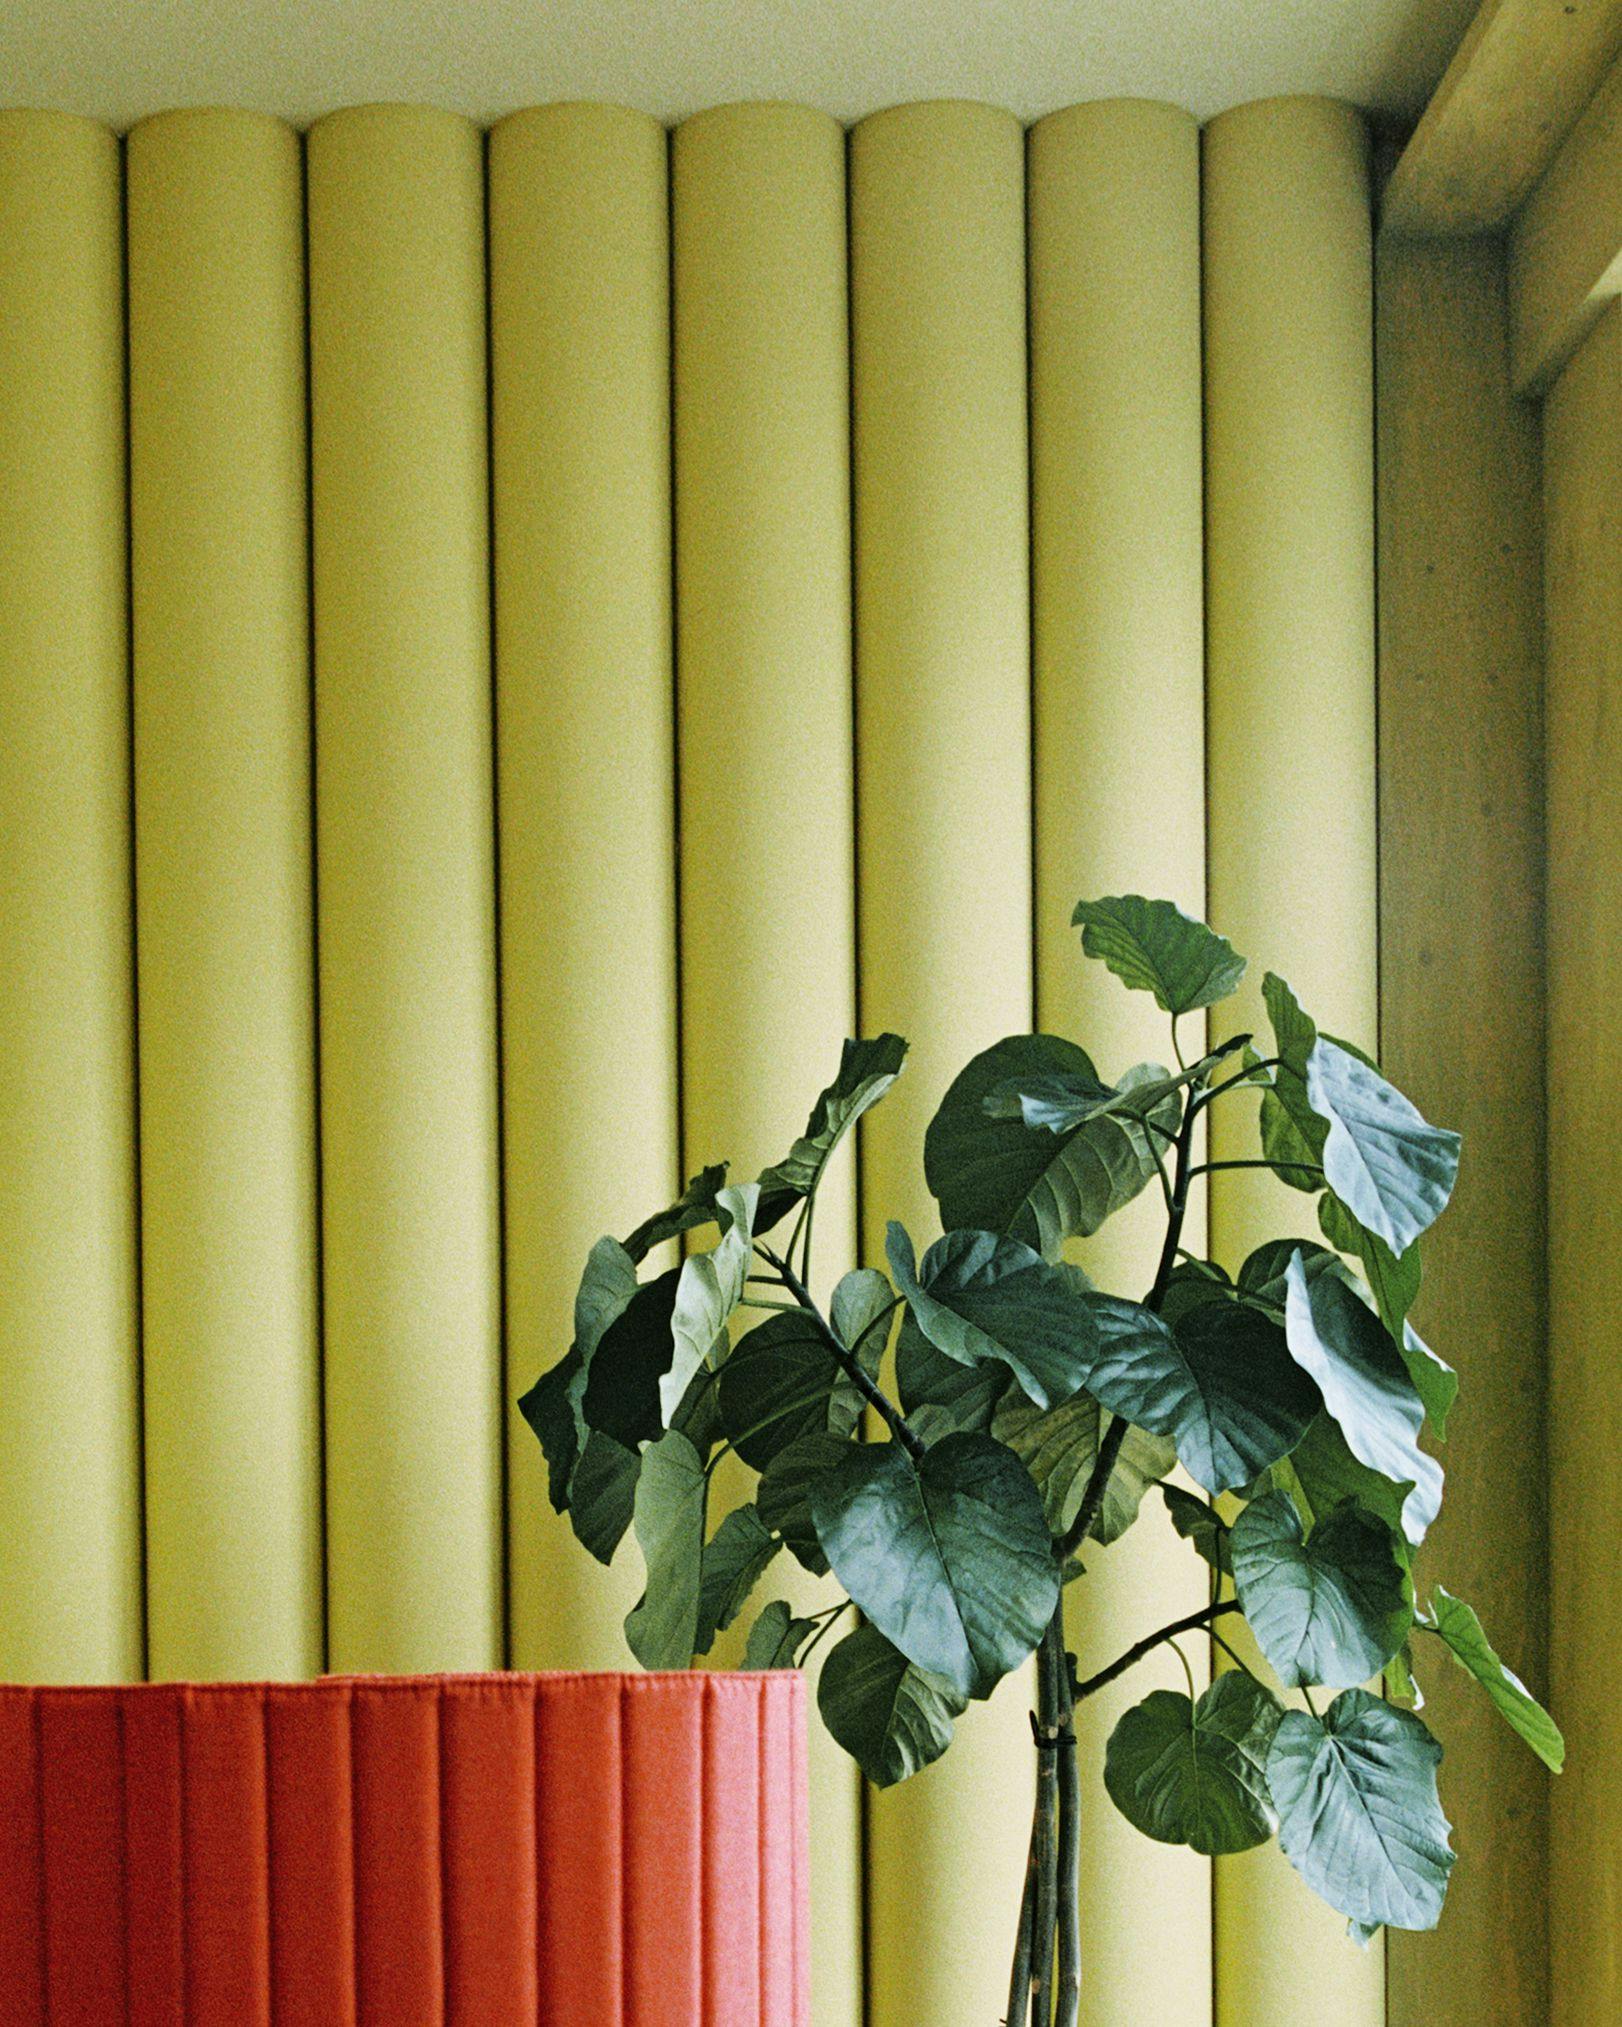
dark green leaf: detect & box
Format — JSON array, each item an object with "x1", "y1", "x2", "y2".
[
  {"x1": 993, "y1": 1389, "x2": 1174, "y2": 1543},
  {"x1": 580, "y1": 1266, "x2": 682, "y2": 1450},
  {"x1": 517, "y1": 1346, "x2": 584, "y2": 1512},
  {"x1": 1422, "y1": 1586, "x2": 1564, "y2": 1771},
  {"x1": 622, "y1": 1165, "x2": 729, "y2": 1265},
  {"x1": 894, "y1": 1310, "x2": 1008, "y2": 1438},
  {"x1": 1236, "y1": 1238, "x2": 1340, "y2": 1313},
  {"x1": 1231, "y1": 1491, "x2": 1411, "y2": 1689},
  {"x1": 1306, "y1": 1041, "x2": 1460, "y2": 1256},
  {"x1": 925, "y1": 1036, "x2": 1172, "y2": 1258},
  {"x1": 1268, "y1": 1689, "x2": 1455, "y2": 1930},
  {"x1": 1158, "y1": 1257, "x2": 1234, "y2": 1328},
  {"x1": 624, "y1": 1430, "x2": 708, "y2": 1669},
  {"x1": 809, "y1": 1432, "x2": 1059, "y2": 1700},
  {"x1": 518, "y1": 1234, "x2": 643, "y2": 1505},
  {"x1": 1282, "y1": 1252, "x2": 1441, "y2": 1546},
  {"x1": 887, "y1": 1222, "x2": 1100, "y2": 1410},
  {"x1": 1285, "y1": 1411, "x2": 1431, "y2": 1550},
  {"x1": 569, "y1": 1430, "x2": 641, "y2": 1564},
  {"x1": 1071, "y1": 894, "x2": 1247, "y2": 1015},
  {"x1": 831, "y1": 1267, "x2": 896, "y2": 1367},
  {"x1": 1080, "y1": 1293, "x2": 1319, "y2": 1497},
  {"x1": 756, "y1": 1431, "x2": 851, "y2": 1576},
  {"x1": 743, "y1": 1599, "x2": 818, "y2": 1670},
  {"x1": 755, "y1": 1035, "x2": 908, "y2": 1230},
  {"x1": 1104, "y1": 1675, "x2": 1284, "y2": 1855},
  {"x1": 717, "y1": 1311, "x2": 844, "y2": 1471},
  {"x1": 1162, "y1": 1484, "x2": 1231, "y2": 1574},
  {"x1": 817, "y1": 1622, "x2": 968, "y2": 1787},
  {"x1": 662, "y1": 1183, "x2": 758, "y2": 1419},
  {"x1": 1259, "y1": 974, "x2": 1330, "y2": 1191},
  {"x1": 694, "y1": 1504, "x2": 780, "y2": 1656}
]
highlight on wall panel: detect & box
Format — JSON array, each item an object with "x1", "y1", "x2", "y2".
[
  {"x1": 306, "y1": 104, "x2": 503, "y2": 1676},
  {"x1": 849, "y1": 97, "x2": 1035, "y2": 2027},
  {"x1": 1202, "y1": 94, "x2": 1382, "y2": 2027},
  {"x1": 670, "y1": 100, "x2": 863, "y2": 2027},
  {"x1": 0, "y1": 110, "x2": 142, "y2": 1684},
  {"x1": 489, "y1": 102, "x2": 679, "y2": 1675},
  {"x1": 126, "y1": 108, "x2": 324, "y2": 1684},
  {"x1": 1028, "y1": 96, "x2": 1213, "y2": 2027}
]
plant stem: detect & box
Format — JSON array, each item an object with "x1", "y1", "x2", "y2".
[
  {"x1": 757, "y1": 1246, "x2": 927, "y2": 1464},
  {"x1": 1051, "y1": 1615, "x2": 1082, "y2": 2027},
  {"x1": 1072, "y1": 1598, "x2": 1241, "y2": 1701},
  {"x1": 1184, "y1": 1158, "x2": 1323, "y2": 1181},
  {"x1": 1005, "y1": 1828, "x2": 1038, "y2": 2027},
  {"x1": 1029, "y1": 1619, "x2": 1062, "y2": 2024}
]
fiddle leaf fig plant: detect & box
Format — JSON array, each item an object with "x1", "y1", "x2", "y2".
[{"x1": 519, "y1": 895, "x2": 1561, "y2": 2027}]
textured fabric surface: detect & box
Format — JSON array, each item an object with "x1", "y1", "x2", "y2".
[{"x1": 0, "y1": 1670, "x2": 807, "y2": 2025}]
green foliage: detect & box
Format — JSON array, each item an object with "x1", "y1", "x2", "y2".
[
  {"x1": 517, "y1": 896, "x2": 1557, "y2": 1968},
  {"x1": 1104, "y1": 1674, "x2": 1283, "y2": 1855}
]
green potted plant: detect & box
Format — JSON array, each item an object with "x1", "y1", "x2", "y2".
[{"x1": 520, "y1": 896, "x2": 1561, "y2": 2025}]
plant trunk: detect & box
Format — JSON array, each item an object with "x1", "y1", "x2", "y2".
[{"x1": 1010, "y1": 1606, "x2": 1080, "y2": 2026}]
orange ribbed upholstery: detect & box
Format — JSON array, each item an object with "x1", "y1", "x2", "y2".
[{"x1": 0, "y1": 1670, "x2": 808, "y2": 2026}]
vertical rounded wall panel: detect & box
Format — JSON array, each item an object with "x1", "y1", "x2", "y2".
[
  {"x1": 127, "y1": 109, "x2": 323, "y2": 1681},
  {"x1": 671, "y1": 103, "x2": 862, "y2": 2027},
  {"x1": 1028, "y1": 99, "x2": 1211, "y2": 2026},
  {"x1": 1203, "y1": 97, "x2": 1381, "y2": 2027},
  {"x1": 0, "y1": 112, "x2": 141, "y2": 1682},
  {"x1": 307, "y1": 106, "x2": 503, "y2": 1673},
  {"x1": 850, "y1": 99, "x2": 1033, "y2": 2027},
  {"x1": 489, "y1": 104, "x2": 678, "y2": 1673}
]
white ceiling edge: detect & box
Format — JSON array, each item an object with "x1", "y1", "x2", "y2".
[{"x1": 1, "y1": 0, "x2": 1478, "y2": 134}]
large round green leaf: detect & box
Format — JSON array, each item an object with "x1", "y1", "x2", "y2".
[
  {"x1": 1305, "y1": 1040, "x2": 1460, "y2": 1256},
  {"x1": 1104, "y1": 1674, "x2": 1283, "y2": 1855},
  {"x1": 1282, "y1": 1251, "x2": 1441, "y2": 1546},
  {"x1": 1071, "y1": 893, "x2": 1247, "y2": 1014},
  {"x1": 693, "y1": 1504, "x2": 780, "y2": 1657},
  {"x1": 1423, "y1": 1586, "x2": 1564, "y2": 1771},
  {"x1": 1231, "y1": 1491, "x2": 1411, "y2": 1689},
  {"x1": 808, "y1": 1432, "x2": 1059, "y2": 1701},
  {"x1": 1079, "y1": 1293, "x2": 1319, "y2": 1497},
  {"x1": 716, "y1": 1311, "x2": 846, "y2": 1470},
  {"x1": 817, "y1": 1622, "x2": 968, "y2": 1787},
  {"x1": 887, "y1": 1222, "x2": 1100, "y2": 1410},
  {"x1": 992, "y1": 1389, "x2": 1174, "y2": 1543},
  {"x1": 924, "y1": 1035, "x2": 1171, "y2": 1257},
  {"x1": 579, "y1": 1266, "x2": 682, "y2": 1450},
  {"x1": 894, "y1": 1310, "x2": 1008, "y2": 1437},
  {"x1": 1268, "y1": 1689, "x2": 1455, "y2": 1931}
]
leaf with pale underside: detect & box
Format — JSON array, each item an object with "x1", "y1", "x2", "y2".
[
  {"x1": 661, "y1": 1183, "x2": 758, "y2": 1421},
  {"x1": 1071, "y1": 894, "x2": 1247, "y2": 1015},
  {"x1": 1422, "y1": 1586, "x2": 1564, "y2": 1771},
  {"x1": 992, "y1": 1389, "x2": 1174, "y2": 1543},
  {"x1": 1268, "y1": 1689, "x2": 1455, "y2": 1931},
  {"x1": 1306, "y1": 1040, "x2": 1460, "y2": 1256},
  {"x1": 624, "y1": 1430, "x2": 708, "y2": 1669}
]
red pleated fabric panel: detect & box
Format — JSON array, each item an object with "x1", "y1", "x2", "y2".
[
  {"x1": 0, "y1": 1671, "x2": 808, "y2": 2026},
  {"x1": 266, "y1": 1683, "x2": 355, "y2": 2026}
]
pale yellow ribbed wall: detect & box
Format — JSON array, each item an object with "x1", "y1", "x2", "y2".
[
  {"x1": 671, "y1": 103, "x2": 863, "y2": 2027},
  {"x1": 1203, "y1": 97, "x2": 1381, "y2": 2027},
  {"x1": 489, "y1": 103, "x2": 678, "y2": 1674},
  {"x1": 307, "y1": 106, "x2": 503, "y2": 1673},
  {"x1": 851, "y1": 100, "x2": 1034, "y2": 2027},
  {"x1": 1029, "y1": 98, "x2": 1212, "y2": 2026},
  {"x1": 0, "y1": 112, "x2": 142, "y2": 1684},
  {"x1": 1542, "y1": 303, "x2": 1622, "y2": 2027},
  {"x1": 126, "y1": 109, "x2": 323, "y2": 1682}
]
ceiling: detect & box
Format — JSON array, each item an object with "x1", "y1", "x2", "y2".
[{"x1": 3, "y1": 0, "x2": 1477, "y2": 133}]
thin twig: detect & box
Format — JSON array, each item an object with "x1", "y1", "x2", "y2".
[
  {"x1": 758, "y1": 1246, "x2": 927, "y2": 1463},
  {"x1": 1072, "y1": 1599, "x2": 1242, "y2": 1702}
]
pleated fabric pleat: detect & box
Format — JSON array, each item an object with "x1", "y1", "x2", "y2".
[
  {"x1": 489, "y1": 103, "x2": 680, "y2": 1673},
  {"x1": 670, "y1": 100, "x2": 863, "y2": 2027},
  {"x1": 1027, "y1": 97, "x2": 1213, "y2": 2025},
  {"x1": 0, "y1": 1673, "x2": 807, "y2": 2027},
  {"x1": 306, "y1": 106, "x2": 503, "y2": 1675},
  {"x1": 0, "y1": 110, "x2": 142, "y2": 1685},
  {"x1": 126, "y1": 106, "x2": 323, "y2": 1684},
  {"x1": 1202, "y1": 96, "x2": 1382, "y2": 2027},
  {"x1": 849, "y1": 98, "x2": 1035, "y2": 2027}
]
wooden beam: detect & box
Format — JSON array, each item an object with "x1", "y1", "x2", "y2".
[
  {"x1": 1508, "y1": 51, "x2": 1622, "y2": 390},
  {"x1": 1376, "y1": 233, "x2": 1551, "y2": 2027},
  {"x1": 1383, "y1": 0, "x2": 1622, "y2": 237}
]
